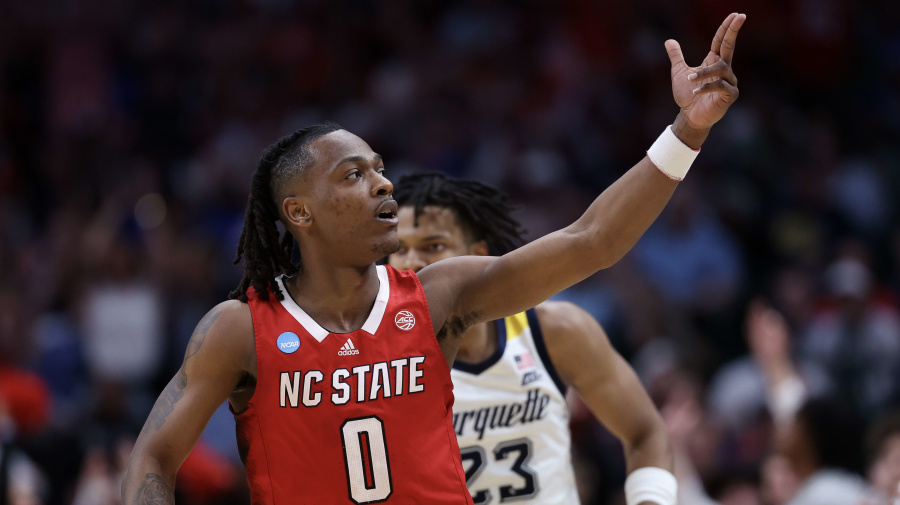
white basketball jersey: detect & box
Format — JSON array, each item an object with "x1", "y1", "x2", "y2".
[{"x1": 451, "y1": 309, "x2": 580, "y2": 505}]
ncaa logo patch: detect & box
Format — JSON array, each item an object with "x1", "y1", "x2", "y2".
[
  {"x1": 276, "y1": 332, "x2": 301, "y2": 354},
  {"x1": 395, "y1": 310, "x2": 415, "y2": 331}
]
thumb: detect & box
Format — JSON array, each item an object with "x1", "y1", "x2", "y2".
[{"x1": 665, "y1": 39, "x2": 687, "y2": 72}]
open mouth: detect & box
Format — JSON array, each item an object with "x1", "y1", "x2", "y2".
[{"x1": 375, "y1": 200, "x2": 399, "y2": 224}]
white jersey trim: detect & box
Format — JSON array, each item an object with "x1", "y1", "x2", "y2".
[{"x1": 275, "y1": 265, "x2": 390, "y2": 342}]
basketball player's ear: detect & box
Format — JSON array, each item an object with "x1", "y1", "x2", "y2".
[
  {"x1": 470, "y1": 240, "x2": 489, "y2": 257},
  {"x1": 283, "y1": 197, "x2": 313, "y2": 228}
]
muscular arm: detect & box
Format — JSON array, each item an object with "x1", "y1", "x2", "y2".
[
  {"x1": 421, "y1": 126, "x2": 689, "y2": 363},
  {"x1": 418, "y1": 13, "x2": 745, "y2": 362},
  {"x1": 122, "y1": 301, "x2": 254, "y2": 504},
  {"x1": 536, "y1": 302, "x2": 671, "y2": 474},
  {"x1": 422, "y1": 137, "x2": 683, "y2": 331}
]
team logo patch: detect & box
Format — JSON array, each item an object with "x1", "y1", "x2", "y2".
[
  {"x1": 276, "y1": 332, "x2": 301, "y2": 354},
  {"x1": 395, "y1": 310, "x2": 415, "y2": 331}
]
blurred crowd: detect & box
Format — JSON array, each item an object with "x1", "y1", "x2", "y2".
[{"x1": 2, "y1": 0, "x2": 900, "y2": 504}]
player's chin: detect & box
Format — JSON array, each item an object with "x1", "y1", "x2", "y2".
[{"x1": 371, "y1": 229, "x2": 400, "y2": 258}]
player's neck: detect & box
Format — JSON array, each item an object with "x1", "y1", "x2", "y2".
[
  {"x1": 455, "y1": 321, "x2": 498, "y2": 364},
  {"x1": 284, "y1": 262, "x2": 380, "y2": 334}
]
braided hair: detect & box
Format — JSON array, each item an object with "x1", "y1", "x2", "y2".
[
  {"x1": 230, "y1": 122, "x2": 343, "y2": 302},
  {"x1": 393, "y1": 173, "x2": 526, "y2": 256}
]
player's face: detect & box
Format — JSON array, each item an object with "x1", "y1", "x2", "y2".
[
  {"x1": 287, "y1": 130, "x2": 399, "y2": 264},
  {"x1": 388, "y1": 206, "x2": 487, "y2": 273}
]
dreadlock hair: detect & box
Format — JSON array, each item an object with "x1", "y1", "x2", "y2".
[
  {"x1": 393, "y1": 172, "x2": 526, "y2": 256},
  {"x1": 229, "y1": 122, "x2": 344, "y2": 302}
]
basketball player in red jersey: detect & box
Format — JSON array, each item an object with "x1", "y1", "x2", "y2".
[{"x1": 123, "y1": 13, "x2": 745, "y2": 505}]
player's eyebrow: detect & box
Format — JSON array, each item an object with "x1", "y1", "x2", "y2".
[
  {"x1": 420, "y1": 234, "x2": 451, "y2": 241},
  {"x1": 334, "y1": 153, "x2": 382, "y2": 170}
]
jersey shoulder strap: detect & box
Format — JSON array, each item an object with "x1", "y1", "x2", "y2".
[{"x1": 508, "y1": 308, "x2": 566, "y2": 395}]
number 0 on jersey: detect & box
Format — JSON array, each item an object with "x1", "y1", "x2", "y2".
[{"x1": 341, "y1": 416, "x2": 393, "y2": 504}]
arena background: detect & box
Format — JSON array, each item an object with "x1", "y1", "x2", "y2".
[{"x1": 1, "y1": 0, "x2": 899, "y2": 504}]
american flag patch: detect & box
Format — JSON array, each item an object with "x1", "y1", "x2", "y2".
[{"x1": 514, "y1": 352, "x2": 534, "y2": 369}]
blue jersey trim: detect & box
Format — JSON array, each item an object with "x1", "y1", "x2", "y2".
[
  {"x1": 451, "y1": 318, "x2": 507, "y2": 375},
  {"x1": 527, "y1": 308, "x2": 567, "y2": 396}
]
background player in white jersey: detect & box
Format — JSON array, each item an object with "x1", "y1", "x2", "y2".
[{"x1": 388, "y1": 173, "x2": 672, "y2": 504}]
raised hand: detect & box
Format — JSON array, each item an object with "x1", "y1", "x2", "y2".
[{"x1": 666, "y1": 13, "x2": 745, "y2": 131}]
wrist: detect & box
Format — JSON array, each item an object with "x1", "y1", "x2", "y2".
[
  {"x1": 646, "y1": 125, "x2": 700, "y2": 181},
  {"x1": 672, "y1": 112, "x2": 710, "y2": 150},
  {"x1": 625, "y1": 467, "x2": 677, "y2": 505}
]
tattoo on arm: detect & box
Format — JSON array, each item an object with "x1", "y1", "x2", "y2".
[
  {"x1": 143, "y1": 308, "x2": 222, "y2": 432},
  {"x1": 135, "y1": 473, "x2": 174, "y2": 505},
  {"x1": 185, "y1": 308, "x2": 220, "y2": 359},
  {"x1": 438, "y1": 311, "x2": 481, "y2": 342}
]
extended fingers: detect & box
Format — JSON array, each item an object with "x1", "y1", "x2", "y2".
[
  {"x1": 720, "y1": 13, "x2": 746, "y2": 64},
  {"x1": 692, "y1": 79, "x2": 739, "y2": 102},
  {"x1": 688, "y1": 60, "x2": 738, "y2": 87},
  {"x1": 710, "y1": 13, "x2": 737, "y2": 55}
]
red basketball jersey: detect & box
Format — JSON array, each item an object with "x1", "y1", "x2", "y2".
[{"x1": 234, "y1": 265, "x2": 473, "y2": 504}]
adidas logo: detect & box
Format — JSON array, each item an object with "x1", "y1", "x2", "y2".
[{"x1": 338, "y1": 338, "x2": 360, "y2": 356}]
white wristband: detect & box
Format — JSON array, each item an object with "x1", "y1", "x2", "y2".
[
  {"x1": 625, "y1": 467, "x2": 678, "y2": 505},
  {"x1": 646, "y1": 125, "x2": 700, "y2": 181}
]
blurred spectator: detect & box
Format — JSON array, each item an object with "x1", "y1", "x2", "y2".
[
  {"x1": 659, "y1": 368, "x2": 717, "y2": 505},
  {"x1": 70, "y1": 444, "x2": 125, "y2": 505},
  {"x1": 0, "y1": 366, "x2": 50, "y2": 437},
  {"x1": 706, "y1": 471, "x2": 763, "y2": 505},
  {"x1": 801, "y1": 257, "x2": 900, "y2": 416},
  {"x1": 860, "y1": 411, "x2": 900, "y2": 505},
  {"x1": 175, "y1": 440, "x2": 242, "y2": 504},
  {"x1": 760, "y1": 455, "x2": 800, "y2": 505},
  {"x1": 777, "y1": 398, "x2": 867, "y2": 505},
  {"x1": 829, "y1": 159, "x2": 891, "y2": 236},
  {"x1": 80, "y1": 236, "x2": 164, "y2": 388},
  {"x1": 632, "y1": 181, "x2": 744, "y2": 314},
  {"x1": 708, "y1": 301, "x2": 828, "y2": 434},
  {"x1": 0, "y1": 397, "x2": 48, "y2": 505}
]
